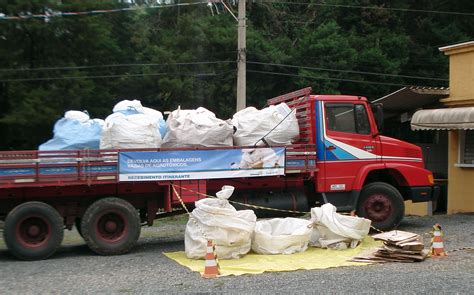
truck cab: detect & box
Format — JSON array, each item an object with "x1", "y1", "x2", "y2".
[{"x1": 271, "y1": 88, "x2": 438, "y2": 230}]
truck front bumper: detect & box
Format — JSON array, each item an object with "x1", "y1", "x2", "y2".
[{"x1": 410, "y1": 185, "x2": 440, "y2": 203}]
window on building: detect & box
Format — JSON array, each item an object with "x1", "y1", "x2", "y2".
[
  {"x1": 460, "y1": 130, "x2": 474, "y2": 165},
  {"x1": 325, "y1": 103, "x2": 371, "y2": 135}
]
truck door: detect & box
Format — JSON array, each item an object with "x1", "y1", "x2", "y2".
[{"x1": 321, "y1": 102, "x2": 381, "y2": 192}]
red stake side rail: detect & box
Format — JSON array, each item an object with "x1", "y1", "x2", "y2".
[
  {"x1": 267, "y1": 87, "x2": 315, "y2": 145},
  {"x1": 0, "y1": 149, "x2": 119, "y2": 188},
  {"x1": 0, "y1": 144, "x2": 317, "y2": 190}
]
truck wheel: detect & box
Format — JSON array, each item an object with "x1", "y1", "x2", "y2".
[
  {"x1": 3, "y1": 202, "x2": 64, "y2": 260},
  {"x1": 81, "y1": 198, "x2": 140, "y2": 256},
  {"x1": 356, "y1": 182, "x2": 405, "y2": 231}
]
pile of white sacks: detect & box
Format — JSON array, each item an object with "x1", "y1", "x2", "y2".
[
  {"x1": 185, "y1": 186, "x2": 372, "y2": 259},
  {"x1": 39, "y1": 99, "x2": 300, "y2": 150}
]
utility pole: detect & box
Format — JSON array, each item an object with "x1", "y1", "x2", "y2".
[{"x1": 236, "y1": 0, "x2": 246, "y2": 111}]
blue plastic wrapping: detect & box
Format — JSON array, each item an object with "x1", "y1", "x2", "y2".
[{"x1": 39, "y1": 118, "x2": 103, "y2": 150}]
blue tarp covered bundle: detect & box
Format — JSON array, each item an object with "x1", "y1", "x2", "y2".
[{"x1": 39, "y1": 112, "x2": 104, "y2": 151}]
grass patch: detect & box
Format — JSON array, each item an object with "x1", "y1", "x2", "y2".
[
  {"x1": 152, "y1": 214, "x2": 189, "y2": 227},
  {"x1": 0, "y1": 232, "x2": 4, "y2": 250},
  {"x1": 140, "y1": 227, "x2": 185, "y2": 238},
  {"x1": 62, "y1": 230, "x2": 85, "y2": 245}
]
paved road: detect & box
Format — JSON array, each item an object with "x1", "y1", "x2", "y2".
[{"x1": 0, "y1": 213, "x2": 473, "y2": 294}]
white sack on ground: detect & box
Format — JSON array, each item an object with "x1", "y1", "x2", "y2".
[
  {"x1": 251, "y1": 218, "x2": 312, "y2": 255},
  {"x1": 162, "y1": 107, "x2": 233, "y2": 148},
  {"x1": 185, "y1": 186, "x2": 257, "y2": 259},
  {"x1": 309, "y1": 203, "x2": 371, "y2": 249},
  {"x1": 100, "y1": 112, "x2": 162, "y2": 149},
  {"x1": 232, "y1": 102, "x2": 299, "y2": 146},
  {"x1": 39, "y1": 110, "x2": 104, "y2": 151}
]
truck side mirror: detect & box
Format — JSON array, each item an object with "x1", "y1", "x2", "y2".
[{"x1": 371, "y1": 103, "x2": 384, "y2": 133}]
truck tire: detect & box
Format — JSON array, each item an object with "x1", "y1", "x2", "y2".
[
  {"x1": 356, "y1": 182, "x2": 405, "y2": 231},
  {"x1": 3, "y1": 202, "x2": 64, "y2": 260},
  {"x1": 81, "y1": 197, "x2": 140, "y2": 256}
]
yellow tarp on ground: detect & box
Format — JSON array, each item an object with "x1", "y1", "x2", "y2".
[{"x1": 164, "y1": 237, "x2": 381, "y2": 276}]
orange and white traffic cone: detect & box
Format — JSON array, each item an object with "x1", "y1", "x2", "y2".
[
  {"x1": 202, "y1": 240, "x2": 220, "y2": 278},
  {"x1": 431, "y1": 224, "x2": 447, "y2": 257}
]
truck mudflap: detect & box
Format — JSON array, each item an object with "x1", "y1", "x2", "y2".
[{"x1": 411, "y1": 185, "x2": 440, "y2": 203}]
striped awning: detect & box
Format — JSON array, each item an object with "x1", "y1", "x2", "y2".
[{"x1": 411, "y1": 107, "x2": 474, "y2": 130}]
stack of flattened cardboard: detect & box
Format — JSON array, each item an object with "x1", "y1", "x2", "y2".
[{"x1": 352, "y1": 230, "x2": 429, "y2": 263}]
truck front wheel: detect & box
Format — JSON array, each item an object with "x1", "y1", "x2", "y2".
[
  {"x1": 3, "y1": 202, "x2": 64, "y2": 260},
  {"x1": 81, "y1": 197, "x2": 140, "y2": 256},
  {"x1": 356, "y1": 182, "x2": 404, "y2": 231}
]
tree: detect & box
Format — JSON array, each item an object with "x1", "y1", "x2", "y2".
[{"x1": 0, "y1": 0, "x2": 473, "y2": 149}]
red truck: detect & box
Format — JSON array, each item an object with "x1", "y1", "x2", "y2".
[{"x1": 0, "y1": 87, "x2": 438, "y2": 260}]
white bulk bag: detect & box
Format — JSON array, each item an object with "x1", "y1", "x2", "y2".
[
  {"x1": 251, "y1": 218, "x2": 312, "y2": 255},
  {"x1": 162, "y1": 107, "x2": 233, "y2": 148},
  {"x1": 185, "y1": 186, "x2": 257, "y2": 259},
  {"x1": 100, "y1": 112, "x2": 162, "y2": 149},
  {"x1": 143, "y1": 107, "x2": 167, "y2": 139},
  {"x1": 232, "y1": 102, "x2": 299, "y2": 146},
  {"x1": 309, "y1": 203, "x2": 371, "y2": 248},
  {"x1": 112, "y1": 100, "x2": 167, "y2": 139}
]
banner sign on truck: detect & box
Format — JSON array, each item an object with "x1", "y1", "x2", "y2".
[{"x1": 118, "y1": 147, "x2": 285, "y2": 182}]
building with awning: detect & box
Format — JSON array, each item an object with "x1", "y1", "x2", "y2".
[
  {"x1": 411, "y1": 41, "x2": 474, "y2": 214},
  {"x1": 411, "y1": 107, "x2": 474, "y2": 131}
]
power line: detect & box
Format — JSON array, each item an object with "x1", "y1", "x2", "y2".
[
  {"x1": 0, "y1": 61, "x2": 236, "y2": 73},
  {"x1": 1, "y1": 59, "x2": 447, "y2": 84},
  {"x1": 247, "y1": 61, "x2": 448, "y2": 82},
  {"x1": 247, "y1": 69, "x2": 412, "y2": 87},
  {"x1": 264, "y1": 1, "x2": 474, "y2": 17},
  {"x1": 0, "y1": 1, "x2": 208, "y2": 21},
  {"x1": 0, "y1": 71, "x2": 234, "y2": 83},
  {"x1": 0, "y1": 50, "x2": 238, "y2": 68}
]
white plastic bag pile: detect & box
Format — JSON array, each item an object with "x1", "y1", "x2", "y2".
[
  {"x1": 39, "y1": 110, "x2": 104, "y2": 151},
  {"x1": 232, "y1": 102, "x2": 299, "y2": 146},
  {"x1": 100, "y1": 100, "x2": 167, "y2": 149},
  {"x1": 162, "y1": 107, "x2": 234, "y2": 148},
  {"x1": 185, "y1": 186, "x2": 257, "y2": 259},
  {"x1": 185, "y1": 187, "x2": 372, "y2": 258},
  {"x1": 309, "y1": 203, "x2": 371, "y2": 249},
  {"x1": 252, "y1": 218, "x2": 312, "y2": 255}
]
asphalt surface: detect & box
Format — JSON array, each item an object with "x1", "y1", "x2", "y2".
[{"x1": 0, "y1": 213, "x2": 473, "y2": 294}]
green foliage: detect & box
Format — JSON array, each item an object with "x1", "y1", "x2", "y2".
[{"x1": 0, "y1": 0, "x2": 472, "y2": 149}]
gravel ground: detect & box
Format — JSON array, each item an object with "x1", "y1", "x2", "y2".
[{"x1": 0, "y1": 213, "x2": 473, "y2": 294}]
